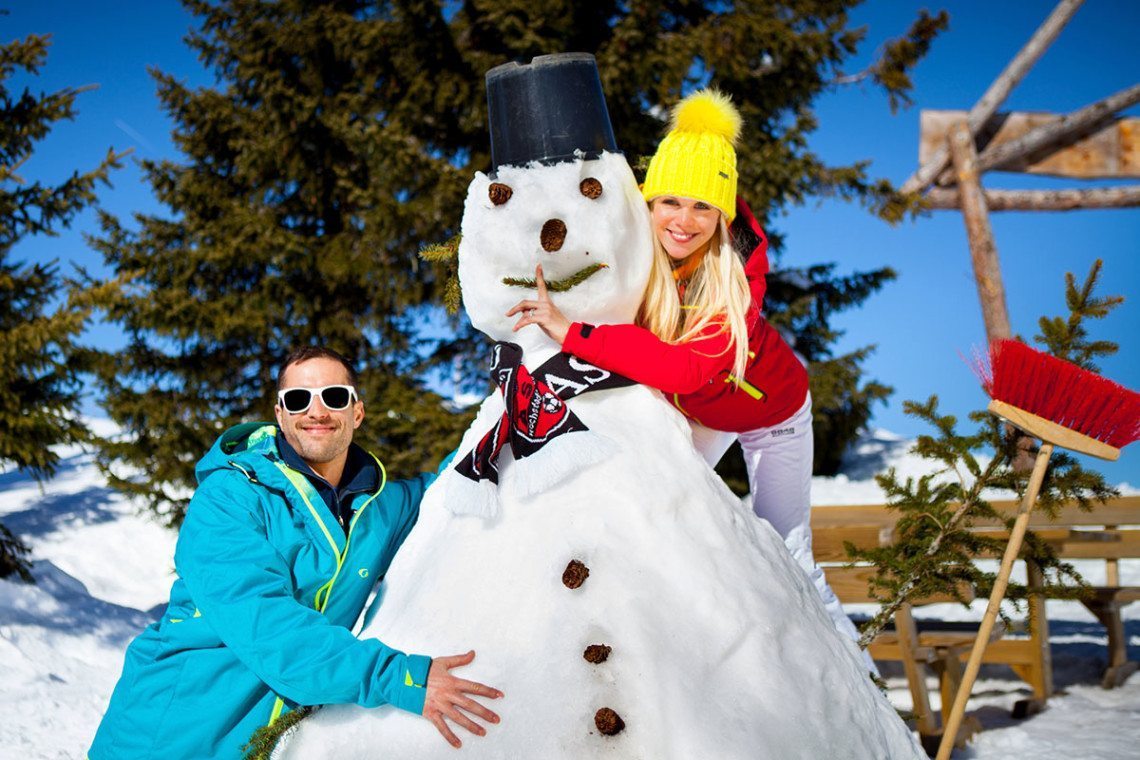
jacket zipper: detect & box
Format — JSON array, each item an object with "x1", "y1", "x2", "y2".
[{"x1": 237, "y1": 454, "x2": 388, "y2": 727}]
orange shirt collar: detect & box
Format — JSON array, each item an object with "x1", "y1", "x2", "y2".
[{"x1": 671, "y1": 245, "x2": 709, "y2": 283}]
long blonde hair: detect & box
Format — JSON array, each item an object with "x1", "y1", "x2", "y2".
[{"x1": 637, "y1": 209, "x2": 751, "y2": 383}]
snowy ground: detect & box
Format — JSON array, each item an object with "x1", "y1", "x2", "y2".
[{"x1": 1, "y1": 425, "x2": 1136, "y2": 759}]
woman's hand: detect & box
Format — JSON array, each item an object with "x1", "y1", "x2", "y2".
[{"x1": 505, "y1": 264, "x2": 571, "y2": 345}]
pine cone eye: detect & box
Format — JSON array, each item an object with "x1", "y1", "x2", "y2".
[
  {"x1": 579, "y1": 177, "x2": 603, "y2": 199},
  {"x1": 488, "y1": 183, "x2": 513, "y2": 205}
]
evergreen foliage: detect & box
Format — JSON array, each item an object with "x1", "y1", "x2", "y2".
[
  {"x1": 1034, "y1": 258, "x2": 1122, "y2": 372},
  {"x1": 851, "y1": 262, "x2": 1123, "y2": 647},
  {"x1": 85, "y1": 0, "x2": 941, "y2": 522},
  {"x1": 0, "y1": 523, "x2": 34, "y2": 582},
  {"x1": 241, "y1": 706, "x2": 312, "y2": 760},
  {"x1": 0, "y1": 31, "x2": 121, "y2": 579}
]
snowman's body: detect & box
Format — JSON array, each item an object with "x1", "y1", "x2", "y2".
[{"x1": 281, "y1": 151, "x2": 921, "y2": 759}]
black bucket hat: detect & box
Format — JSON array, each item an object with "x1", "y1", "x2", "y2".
[{"x1": 485, "y1": 52, "x2": 619, "y2": 173}]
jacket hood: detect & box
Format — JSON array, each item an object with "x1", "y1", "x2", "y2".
[{"x1": 195, "y1": 421, "x2": 286, "y2": 488}]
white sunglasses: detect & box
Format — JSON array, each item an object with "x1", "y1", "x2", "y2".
[{"x1": 277, "y1": 384, "x2": 358, "y2": 414}]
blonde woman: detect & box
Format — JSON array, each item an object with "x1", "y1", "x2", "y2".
[{"x1": 510, "y1": 89, "x2": 865, "y2": 655}]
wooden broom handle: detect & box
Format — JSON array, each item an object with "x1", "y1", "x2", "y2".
[{"x1": 935, "y1": 442, "x2": 1053, "y2": 760}]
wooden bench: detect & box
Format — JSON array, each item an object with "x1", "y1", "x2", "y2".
[
  {"x1": 967, "y1": 497, "x2": 1140, "y2": 689},
  {"x1": 812, "y1": 495, "x2": 1140, "y2": 749},
  {"x1": 814, "y1": 525, "x2": 988, "y2": 753}
]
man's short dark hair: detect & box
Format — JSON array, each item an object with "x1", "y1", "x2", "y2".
[{"x1": 276, "y1": 347, "x2": 359, "y2": 391}]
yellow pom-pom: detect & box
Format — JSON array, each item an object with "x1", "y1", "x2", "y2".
[{"x1": 670, "y1": 89, "x2": 741, "y2": 145}]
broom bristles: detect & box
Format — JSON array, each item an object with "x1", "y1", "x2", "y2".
[{"x1": 979, "y1": 339, "x2": 1140, "y2": 449}]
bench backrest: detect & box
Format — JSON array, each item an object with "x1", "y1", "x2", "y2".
[
  {"x1": 813, "y1": 496, "x2": 1140, "y2": 598},
  {"x1": 811, "y1": 495, "x2": 1140, "y2": 531}
]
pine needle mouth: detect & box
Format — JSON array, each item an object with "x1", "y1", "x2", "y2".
[{"x1": 502, "y1": 262, "x2": 608, "y2": 292}]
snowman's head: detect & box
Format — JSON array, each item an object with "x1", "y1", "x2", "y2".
[{"x1": 458, "y1": 151, "x2": 652, "y2": 355}]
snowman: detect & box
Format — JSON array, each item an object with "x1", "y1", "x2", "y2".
[{"x1": 281, "y1": 54, "x2": 921, "y2": 759}]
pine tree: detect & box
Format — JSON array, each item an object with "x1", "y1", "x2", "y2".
[
  {"x1": 87, "y1": 0, "x2": 943, "y2": 523},
  {"x1": 851, "y1": 261, "x2": 1122, "y2": 647},
  {"x1": 0, "y1": 31, "x2": 121, "y2": 580}
]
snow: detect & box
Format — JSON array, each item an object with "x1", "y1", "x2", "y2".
[
  {"x1": 1, "y1": 424, "x2": 1137, "y2": 758},
  {"x1": 0, "y1": 431, "x2": 177, "y2": 759}
]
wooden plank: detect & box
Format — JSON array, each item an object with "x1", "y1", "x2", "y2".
[
  {"x1": 812, "y1": 495, "x2": 1140, "y2": 529},
  {"x1": 1028, "y1": 530, "x2": 1140, "y2": 560},
  {"x1": 811, "y1": 524, "x2": 892, "y2": 561},
  {"x1": 934, "y1": 84, "x2": 1140, "y2": 184},
  {"x1": 827, "y1": 566, "x2": 974, "y2": 605},
  {"x1": 1088, "y1": 586, "x2": 1140, "y2": 604},
  {"x1": 920, "y1": 109, "x2": 1140, "y2": 179}
]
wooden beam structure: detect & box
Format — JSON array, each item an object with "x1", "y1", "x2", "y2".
[
  {"x1": 901, "y1": 0, "x2": 1085, "y2": 193},
  {"x1": 924, "y1": 185, "x2": 1140, "y2": 211},
  {"x1": 947, "y1": 121, "x2": 1011, "y2": 343},
  {"x1": 920, "y1": 90, "x2": 1140, "y2": 183}
]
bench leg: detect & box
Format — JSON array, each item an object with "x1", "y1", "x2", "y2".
[
  {"x1": 1024, "y1": 561, "x2": 1054, "y2": 700},
  {"x1": 896, "y1": 605, "x2": 939, "y2": 738},
  {"x1": 1085, "y1": 599, "x2": 1136, "y2": 689},
  {"x1": 931, "y1": 650, "x2": 982, "y2": 748}
]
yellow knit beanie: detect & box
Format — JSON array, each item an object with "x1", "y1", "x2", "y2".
[{"x1": 641, "y1": 89, "x2": 741, "y2": 221}]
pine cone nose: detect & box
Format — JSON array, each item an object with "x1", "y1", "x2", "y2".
[{"x1": 541, "y1": 219, "x2": 567, "y2": 252}]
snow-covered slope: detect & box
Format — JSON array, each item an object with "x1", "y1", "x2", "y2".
[
  {"x1": 0, "y1": 424, "x2": 177, "y2": 759},
  {"x1": 1, "y1": 425, "x2": 1136, "y2": 759}
]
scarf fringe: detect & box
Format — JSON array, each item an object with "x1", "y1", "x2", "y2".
[
  {"x1": 441, "y1": 430, "x2": 616, "y2": 519},
  {"x1": 510, "y1": 429, "x2": 614, "y2": 499},
  {"x1": 441, "y1": 469, "x2": 502, "y2": 519}
]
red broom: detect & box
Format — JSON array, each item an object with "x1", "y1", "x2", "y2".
[{"x1": 937, "y1": 339, "x2": 1140, "y2": 760}]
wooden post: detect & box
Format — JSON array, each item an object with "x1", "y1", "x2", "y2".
[
  {"x1": 1024, "y1": 561, "x2": 1054, "y2": 701},
  {"x1": 947, "y1": 121, "x2": 1011, "y2": 342},
  {"x1": 902, "y1": 0, "x2": 1085, "y2": 193},
  {"x1": 1105, "y1": 525, "x2": 1120, "y2": 587}
]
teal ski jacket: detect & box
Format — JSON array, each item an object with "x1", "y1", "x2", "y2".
[{"x1": 90, "y1": 422, "x2": 436, "y2": 759}]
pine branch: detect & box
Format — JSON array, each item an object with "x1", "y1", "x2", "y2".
[
  {"x1": 419, "y1": 235, "x2": 462, "y2": 314},
  {"x1": 1034, "y1": 258, "x2": 1122, "y2": 371},
  {"x1": 502, "y1": 263, "x2": 609, "y2": 292},
  {"x1": 241, "y1": 706, "x2": 312, "y2": 760},
  {"x1": 852, "y1": 264, "x2": 1123, "y2": 648},
  {"x1": 833, "y1": 10, "x2": 950, "y2": 114},
  {"x1": 0, "y1": 522, "x2": 34, "y2": 583}
]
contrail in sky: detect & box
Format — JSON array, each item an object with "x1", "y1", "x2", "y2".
[{"x1": 114, "y1": 119, "x2": 158, "y2": 154}]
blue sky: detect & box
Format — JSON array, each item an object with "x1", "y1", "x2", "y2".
[{"x1": 7, "y1": 1, "x2": 1139, "y2": 486}]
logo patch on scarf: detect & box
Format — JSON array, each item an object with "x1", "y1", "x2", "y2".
[{"x1": 455, "y1": 343, "x2": 633, "y2": 485}]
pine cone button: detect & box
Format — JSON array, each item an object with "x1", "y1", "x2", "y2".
[
  {"x1": 562, "y1": 559, "x2": 589, "y2": 589},
  {"x1": 594, "y1": 707, "x2": 625, "y2": 735},
  {"x1": 583, "y1": 644, "x2": 611, "y2": 664}
]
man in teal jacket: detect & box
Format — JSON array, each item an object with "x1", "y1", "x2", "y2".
[{"x1": 90, "y1": 347, "x2": 501, "y2": 758}]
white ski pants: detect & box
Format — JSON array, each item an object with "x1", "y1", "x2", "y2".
[{"x1": 689, "y1": 393, "x2": 869, "y2": 661}]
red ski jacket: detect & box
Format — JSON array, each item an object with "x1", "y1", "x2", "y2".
[{"x1": 562, "y1": 199, "x2": 808, "y2": 432}]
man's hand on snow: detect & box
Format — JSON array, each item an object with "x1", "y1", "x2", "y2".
[
  {"x1": 423, "y1": 650, "x2": 502, "y2": 748},
  {"x1": 506, "y1": 264, "x2": 571, "y2": 344}
]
